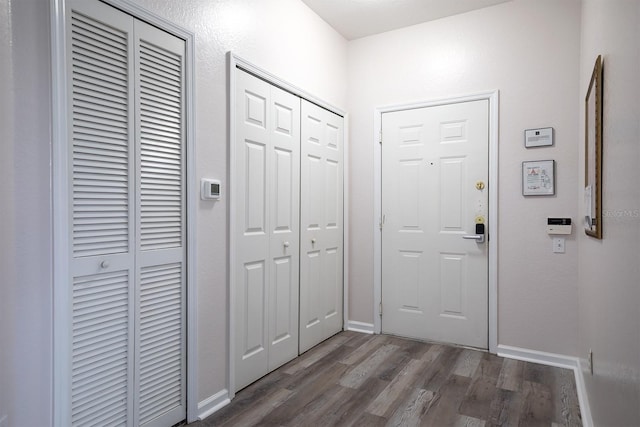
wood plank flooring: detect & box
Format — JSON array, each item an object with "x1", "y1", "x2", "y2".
[{"x1": 192, "y1": 331, "x2": 582, "y2": 426}]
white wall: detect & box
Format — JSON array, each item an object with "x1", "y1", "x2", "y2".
[
  {"x1": 0, "y1": 0, "x2": 347, "y2": 425},
  {"x1": 0, "y1": 0, "x2": 14, "y2": 423},
  {"x1": 347, "y1": 0, "x2": 582, "y2": 355},
  {"x1": 0, "y1": 1, "x2": 54, "y2": 426},
  {"x1": 0, "y1": 2, "x2": 15, "y2": 420},
  {"x1": 131, "y1": 0, "x2": 348, "y2": 406},
  {"x1": 578, "y1": 1, "x2": 640, "y2": 424}
]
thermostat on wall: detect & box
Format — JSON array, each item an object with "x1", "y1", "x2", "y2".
[
  {"x1": 547, "y1": 217, "x2": 572, "y2": 234},
  {"x1": 201, "y1": 178, "x2": 221, "y2": 200}
]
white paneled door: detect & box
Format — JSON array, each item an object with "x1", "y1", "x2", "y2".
[
  {"x1": 233, "y1": 69, "x2": 344, "y2": 390},
  {"x1": 381, "y1": 100, "x2": 489, "y2": 349},
  {"x1": 234, "y1": 70, "x2": 301, "y2": 390},
  {"x1": 299, "y1": 100, "x2": 344, "y2": 353},
  {"x1": 65, "y1": 1, "x2": 186, "y2": 425}
]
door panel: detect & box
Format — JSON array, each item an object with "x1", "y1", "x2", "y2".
[
  {"x1": 68, "y1": 2, "x2": 136, "y2": 424},
  {"x1": 134, "y1": 20, "x2": 186, "y2": 427},
  {"x1": 381, "y1": 100, "x2": 488, "y2": 349},
  {"x1": 135, "y1": 21, "x2": 187, "y2": 427},
  {"x1": 66, "y1": 1, "x2": 187, "y2": 425},
  {"x1": 234, "y1": 70, "x2": 300, "y2": 388},
  {"x1": 235, "y1": 71, "x2": 271, "y2": 390},
  {"x1": 267, "y1": 85, "x2": 300, "y2": 372},
  {"x1": 71, "y1": 270, "x2": 131, "y2": 427},
  {"x1": 245, "y1": 141, "x2": 267, "y2": 232},
  {"x1": 299, "y1": 100, "x2": 344, "y2": 353}
]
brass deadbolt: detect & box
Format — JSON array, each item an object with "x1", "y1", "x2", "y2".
[{"x1": 475, "y1": 181, "x2": 485, "y2": 190}]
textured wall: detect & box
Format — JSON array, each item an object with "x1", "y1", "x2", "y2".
[
  {"x1": 1, "y1": 0, "x2": 54, "y2": 426},
  {"x1": 0, "y1": 0, "x2": 14, "y2": 424},
  {"x1": 346, "y1": 0, "x2": 582, "y2": 355},
  {"x1": 2, "y1": 0, "x2": 347, "y2": 424},
  {"x1": 578, "y1": 1, "x2": 640, "y2": 424},
  {"x1": 128, "y1": 0, "x2": 348, "y2": 405}
]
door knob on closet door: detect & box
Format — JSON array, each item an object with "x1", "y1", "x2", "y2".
[
  {"x1": 100, "y1": 260, "x2": 110, "y2": 269},
  {"x1": 283, "y1": 241, "x2": 290, "y2": 249},
  {"x1": 311, "y1": 238, "x2": 317, "y2": 245}
]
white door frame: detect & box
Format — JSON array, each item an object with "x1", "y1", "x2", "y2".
[
  {"x1": 227, "y1": 52, "x2": 349, "y2": 397},
  {"x1": 50, "y1": 0, "x2": 198, "y2": 423},
  {"x1": 373, "y1": 91, "x2": 499, "y2": 353}
]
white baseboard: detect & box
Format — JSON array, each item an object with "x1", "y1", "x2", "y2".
[
  {"x1": 346, "y1": 320, "x2": 374, "y2": 334},
  {"x1": 574, "y1": 358, "x2": 594, "y2": 427},
  {"x1": 496, "y1": 344, "x2": 577, "y2": 369},
  {"x1": 197, "y1": 388, "x2": 230, "y2": 421},
  {"x1": 497, "y1": 344, "x2": 593, "y2": 427}
]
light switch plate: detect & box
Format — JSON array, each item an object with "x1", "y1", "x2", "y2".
[{"x1": 553, "y1": 237, "x2": 565, "y2": 253}]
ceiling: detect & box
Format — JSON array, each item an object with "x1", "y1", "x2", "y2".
[{"x1": 301, "y1": 0, "x2": 512, "y2": 40}]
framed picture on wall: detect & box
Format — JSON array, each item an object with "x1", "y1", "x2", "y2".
[
  {"x1": 585, "y1": 55, "x2": 603, "y2": 239},
  {"x1": 522, "y1": 160, "x2": 555, "y2": 196},
  {"x1": 524, "y1": 127, "x2": 554, "y2": 148}
]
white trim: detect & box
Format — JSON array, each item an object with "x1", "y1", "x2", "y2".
[
  {"x1": 373, "y1": 91, "x2": 500, "y2": 353},
  {"x1": 227, "y1": 52, "x2": 347, "y2": 396},
  {"x1": 497, "y1": 344, "x2": 577, "y2": 369},
  {"x1": 574, "y1": 358, "x2": 594, "y2": 427},
  {"x1": 231, "y1": 54, "x2": 347, "y2": 117},
  {"x1": 197, "y1": 389, "x2": 231, "y2": 421},
  {"x1": 497, "y1": 345, "x2": 593, "y2": 427},
  {"x1": 50, "y1": 2, "x2": 71, "y2": 426},
  {"x1": 227, "y1": 51, "x2": 237, "y2": 401},
  {"x1": 343, "y1": 113, "x2": 350, "y2": 331},
  {"x1": 50, "y1": 0, "x2": 198, "y2": 424},
  {"x1": 346, "y1": 321, "x2": 375, "y2": 334}
]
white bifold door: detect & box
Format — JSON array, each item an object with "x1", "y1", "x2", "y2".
[
  {"x1": 299, "y1": 100, "x2": 344, "y2": 353},
  {"x1": 234, "y1": 70, "x2": 301, "y2": 390},
  {"x1": 64, "y1": 1, "x2": 186, "y2": 425},
  {"x1": 234, "y1": 70, "x2": 344, "y2": 390}
]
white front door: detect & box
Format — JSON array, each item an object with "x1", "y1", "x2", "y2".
[
  {"x1": 381, "y1": 100, "x2": 489, "y2": 349},
  {"x1": 299, "y1": 100, "x2": 344, "y2": 353}
]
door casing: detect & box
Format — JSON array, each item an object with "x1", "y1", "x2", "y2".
[{"x1": 373, "y1": 91, "x2": 499, "y2": 353}]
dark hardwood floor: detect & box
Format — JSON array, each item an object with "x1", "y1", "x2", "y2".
[{"x1": 192, "y1": 331, "x2": 582, "y2": 426}]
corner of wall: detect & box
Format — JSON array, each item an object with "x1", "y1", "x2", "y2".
[{"x1": 496, "y1": 344, "x2": 593, "y2": 426}]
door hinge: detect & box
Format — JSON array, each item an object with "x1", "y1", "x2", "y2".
[
  {"x1": 379, "y1": 131, "x2": 383, "y2": 144},
  {"x1": 379, "y1": 214, "x2": 385, "y2": 230},
  {"x1": 379, "y1": 301, "x2": 383, "y2": 316}
]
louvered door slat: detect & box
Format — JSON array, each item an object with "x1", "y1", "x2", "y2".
[
  {"x1": 140, "y1": 106, "x2": 180, "y2": 123},
  {"x1": 140, "y1": 87, "x2": 180, "y2": 104},
  {"x1": 71, "y1": 8, "x2": 130, "y2": 259},
  {"x1": 139, "y1": 263, "x2": 183, "y2": 426},
  {"x1": 71, "y1": 271, "x2": 129, "y2": 427},
  {"x1": 134, "y1": 19, "x2": 186, "y2": 427},
  {"x1": 73, "y1": 55, "x2": 128, "y2": 80},
  {"x1": 138, "y1": 34, "x2": 183, "y2": 251}
]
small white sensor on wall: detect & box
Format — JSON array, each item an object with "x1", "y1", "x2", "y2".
[{"x1": 201, "y1": 178, "x2": 221, "y2": 200}]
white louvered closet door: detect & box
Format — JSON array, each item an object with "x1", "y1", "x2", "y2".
[
  {"x1": 66, "y1": 1, "x2": 186, "y2": 426},
  {"x1": 134, "y1": 20, "x2": 186, "y2": 427}
]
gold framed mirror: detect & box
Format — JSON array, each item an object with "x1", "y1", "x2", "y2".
[{"x1": 584, "y1": 55, "x2": 603, "y2": 238}]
